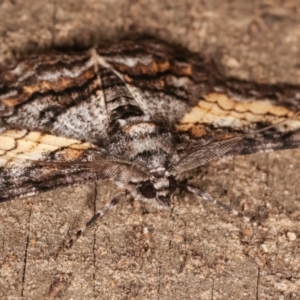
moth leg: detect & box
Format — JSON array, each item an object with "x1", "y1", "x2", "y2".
[
  {"x1": 186, "y1": 186, "x2": 250, "y2": 222},
  {"x1": 66, "y1": 192, "x2": 125, "y2": 249}
]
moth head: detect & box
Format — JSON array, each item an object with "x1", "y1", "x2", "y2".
[{"x1": 136, "y1": 175, "x2": 177, "y2": 207}]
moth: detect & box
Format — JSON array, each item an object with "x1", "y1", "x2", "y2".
[{"x1": 1, "y1": 38, "x2": 300, "y2": 247}]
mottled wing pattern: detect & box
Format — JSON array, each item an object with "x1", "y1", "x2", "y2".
[
  {"x1": 0, "y1": 128, "x2": 151, "y2": 202},
  {"x1": 99, "y1": 39, "x2": 300, "y2": 154},
  {"x1": 0, "y1": 128, "x2": 102, "y2": 202},
  {"x1": 0, "y1": 51, "x2": 109, "y2": 143},
  {"x1": 0, "y1": 48, "x2": 151, "y2": 202},
  {"x1": 1, "y1": 38, "x2": 300, "y2": 202}
]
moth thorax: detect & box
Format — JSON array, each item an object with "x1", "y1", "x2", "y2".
[
  {"x1": 150, "y1": 167, "x2": 166, "y2": 177},
  {"x1": 153, "y1": 177, "x2": 170, "y2": 191},
  {"x1": 123, "y1": 121, "x2": 157, "y2": 137}
]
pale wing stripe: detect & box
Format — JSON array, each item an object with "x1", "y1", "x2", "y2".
[
  {"x1": 0, "y1": 129, "x2": 96, "y2": 167},
  {"x1": 178, "y1": 93, "x2": 300, "y2": 134}
]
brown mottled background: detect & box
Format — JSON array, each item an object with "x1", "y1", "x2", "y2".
[{"x1": 1, "y1": 0, "x2": 300, "y2": 299}]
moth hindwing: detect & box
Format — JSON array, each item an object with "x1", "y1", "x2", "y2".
[{"x1": 1, "y1": 38, "x2": 300, "y2": 247}]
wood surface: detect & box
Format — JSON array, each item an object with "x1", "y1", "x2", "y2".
[{"x1": 0, "y1": 0, "x2": 300, "y2": 299}]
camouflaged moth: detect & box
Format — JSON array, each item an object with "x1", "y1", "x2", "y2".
[{"x1": 1, "y1": 38, "x2": 300, "y2": 247}]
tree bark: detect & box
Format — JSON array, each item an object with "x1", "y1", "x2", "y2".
[{"x1": 0, "y1": 0, "x2": 300, "y2": 299}]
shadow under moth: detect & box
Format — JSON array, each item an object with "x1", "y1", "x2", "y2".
[{"x1": 1, "y1": 38, "x2": 300, "y2": 248}]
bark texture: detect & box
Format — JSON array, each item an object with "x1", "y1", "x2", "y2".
[{"x1": 0, "y1": 0, "x2": 300, "y2": 299}]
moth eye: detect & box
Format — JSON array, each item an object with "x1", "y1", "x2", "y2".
[
  {"x1": 168, "y1": 176, "x2": 177, "y2": 193},
  {"x1": 140, "y1": 181, "x2": 156, "y2": 199}
]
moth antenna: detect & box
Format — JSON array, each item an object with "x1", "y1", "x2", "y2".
[
  {"x1": 30, "y1": 159, "x2": 151, "y2": 177},
  {"x1": 242, "y1": 109, "x2": 300, "y2": 138},
  {"x1": 172, "y1": 110, "x2": 300, "y2": 174},
  {"x1": 186, "y1": 186, "x2": 250, "y2": 222},
  {"x1": 65, "y1": 193, "x2": 125, "y2": 249}
]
